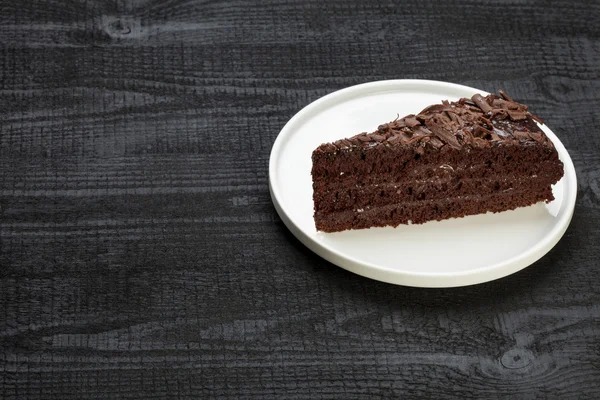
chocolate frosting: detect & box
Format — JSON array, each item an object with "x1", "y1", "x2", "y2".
[{"x1": 321, "y1": 91, "x2": 552, "y2": 152}]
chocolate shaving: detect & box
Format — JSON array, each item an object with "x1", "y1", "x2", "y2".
[
  {"x1": 473, "y1": 125, "x2": 494, "y2": 139},
  {"x1": 528, "y1": 131, "x2": 545, "y2": 143},
  {"x1": 405, "y1": 135, "x2": 424, "y2": 146},
  {"x1": 512, "y1": 131, "x2": 531, "y2": 140},
  {"x1": 416, "y1": 113, "x2": 434, "y2": 123},
  {"x1": 414, "y1": 126, "x2": 432, "y2": 136},
  {"x1": 447, "y1": 112, "x2": 461, "y2": 126},
  {"x1": 323, "y1": 143, "x2": 336, "y2": 151},
  {"x1": 419, "y1": 104, "x2": 448, "y2": 114},
  {"x1": 370, "y1": 134, "x2": 385, "y2": 142},
  {"x1": 444, "y1": 111, "x2": 454, "y2": 122},
  {"x1": 425, "y1": 119, "x2": 461, "y2": 150},
  {"x1": 492, "y1": 98, "x2": 510, "y2": 109},
  {"x1": 471, "y1": 94, "x2": 492, "y2": 113},
  {"x1": 403, "y1": 117, "x2": 421, "y2": 128},
  {"x1": 490, "y1": 109, "x2": 509, "y2": 119},
  {"x1": 480, "y1": 116, "x2": 493, "y2": 127},
  {"x1": 438, "y1": 112, "x2": 452, "y2": 124},
  {"x1": 508, "y1": 102, "x2": 526, "y2": 111},
  {"x1": 387, "y1": 134, "x2": 402, "y2": 145},
  {"x1": 498, "y1": 89, "x2": 514, "y2": 102},
  {"x1": 429, "y1": 137, "x2": 444, "y2": 149},
  {"x1": 466, "y1": 105, "x2": 484, "y2": 113},
  {"x1": 459, "y1": 128, "x2": 474, "y2": 145},
  {"x1": 507, "y1": 110, "x2": 527, "y2": 121}
]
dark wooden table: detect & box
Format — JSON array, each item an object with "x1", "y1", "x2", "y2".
[{"x1": 1, "y1": 1, "x2": 599, "y2": 398}]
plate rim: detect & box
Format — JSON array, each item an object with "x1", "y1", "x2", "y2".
[{"x1": 269, "y1": 79, "x2": 577, "y2": 287}]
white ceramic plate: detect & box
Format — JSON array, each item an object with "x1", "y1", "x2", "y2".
[{"x1": 269, "y1": 80, "x2": 576, "y2": 287}]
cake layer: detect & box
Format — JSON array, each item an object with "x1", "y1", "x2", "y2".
[
  {"x1": 313, "y1": 157, "x2": 562, "y2": 211},
  {"x1": 312, "y1": 141, "x2": 559, "y2": 180},
  {"x1": 314, "y1": 173, "x2": 558, "y2": 214},
  {"x1": 315, "y1": 187, "x2": 554, "y2": 232}
]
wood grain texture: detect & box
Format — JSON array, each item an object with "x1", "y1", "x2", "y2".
[{"x1": 1, "y1": 0, "x2": 600, "y2": 398}]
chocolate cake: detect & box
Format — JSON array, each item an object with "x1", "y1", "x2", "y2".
[{"x1": 311, "y1": 91, "x2": 564, "y2": 232}]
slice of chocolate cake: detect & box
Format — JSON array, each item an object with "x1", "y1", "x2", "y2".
[{"x1": 311, "y1": 91, "x2": 564, "y2": 232}]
